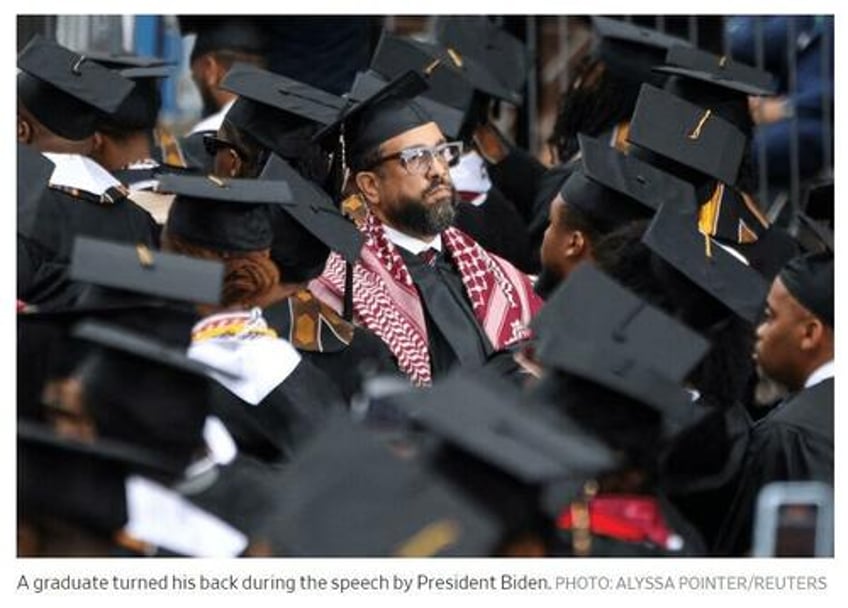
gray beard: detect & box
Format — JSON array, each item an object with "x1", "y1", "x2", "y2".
[{"x1": 386, "y1": 188, "x2": 458, "y2": 238}]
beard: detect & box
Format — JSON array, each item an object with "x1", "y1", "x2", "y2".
[
  {"x1": 384, "y1": 182, "x2": 458, "y2": 237},
  {"x1": 199, "y1": 86, "x2": 220, "y2": 118}
]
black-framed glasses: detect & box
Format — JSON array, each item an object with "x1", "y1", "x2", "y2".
[
  {"x1": 203, "y1": 134, "x2": 243, "y2": 158},
  {"x1": 372, "y1": 141, "x2": 464, "y2": 175}
]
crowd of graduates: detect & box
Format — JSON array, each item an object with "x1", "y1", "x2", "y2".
[{"x1": 17, "y1": 15, "x2": 833, "y2": 558}]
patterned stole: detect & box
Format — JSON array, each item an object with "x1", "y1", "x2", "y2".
[{"x1": 310, "y1": 205, "x2": 542, "y2": 386}]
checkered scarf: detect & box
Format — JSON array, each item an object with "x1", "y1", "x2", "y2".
[{"x1": 310, "y1": 211, "x2": 542, "y2": 386}]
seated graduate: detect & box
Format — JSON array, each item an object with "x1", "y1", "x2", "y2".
[
  {"x1": 591, "y1": 197, "x2": 772, "y2": 549},
  {"x1": 17, "y1": 36, "x2": 159, "y2": 307},
  {"x1": 627, "y1": 49, "x2": 799, "y2": 280},
  {"x1": 84, "y1": 52, "x2": 190, "y2": 226},
  {"x1": 18, "y1": 318, "x2": 318, "y2": 558},
  {"x1": 525, "y1": 263, "x2": 712, "y2": 555},
  {"x1": 368, "y1": 27, "x2": 536, "y2": 273},
  {"x1": 535, "y1": 134, "x2": 687, "y2": 297},
  {"x1": 157, "y1": 174, "x2": 351, "y2": 462},
  {"x1": 168, "y1": 65, "x2": 400, "y2": 399},
  {"x1": 471, "y1": 17, "x2": 692, "y2": 269},
  {"x1": 176, "y1": 16, "x2": 270, "y2": 173},
  {"x1": 715, "y1": 252, "x2": 833, "y2": 556},
  {"x1": 309, "y1": 72, "x2": 543, "y2": 387}
]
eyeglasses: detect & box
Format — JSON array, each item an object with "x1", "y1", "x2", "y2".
[
  {"x1": 203, "y1": 134, "x2": 243, "y2": 158},
  {"x1": 371, "y1": 141, "x2": 464, "y2": 175}
]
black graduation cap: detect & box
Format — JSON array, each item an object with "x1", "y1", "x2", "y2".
[
  {"x1": 370, "y1": 31, "x2": 517, "y2": 111},
  {"x1": 803, "y1": 178, "x2": 834, "y2": 224},
  {"x1": 628, "y1": 84, "x2": 748, "y2": 185},
  {"x1": 655, "y1": 45, "x2": 777, "y2": 97},
  {"x1": 73, "y1": 319, "x2": 234, "y2": 380},
  {"x1": 575, "y1": 133, "x2": 698, "y2": 215},
  {"x1": 642, "y1": 200, "x2": 770, "y2": 324},
  {"x1": 259, "y1": 154, "x2": 363, "y2": 264},
  {"x1": 530, "y1": 263, "x2": 710, "y2": 396},
  {"x1": 17, "y1": 143, "x2": 55, "y2": 211},
  {"x1": 220, "y1": 63, "x2": 344, "y2": 159},
  {"x1": 434, "y1": 16, "x2": 528, "y2": 102},
  {"x1": 387, "y1": 370, "x2": 619, "y2": 485},
  {"x1": 86, "y1": 52, "x2": 174, "y2": 131},
  {"x1": 18, "y1": 420, "x2": 134, "y2": 537},
  {"x1": 313, "y1": 70, "x2": 430, "y2": 165},
  {"x1": 19, "y1": 418, "x2": 184, "y2": 480},
  {"x1": 69, "y1": 235, "x2": 224, "y2": 305},
  {"x1": 352, "y1": 70, "x2": 465, "y2": 141},
  {"x1": 590, "y1": 16, "x2": 692, "y2": 85},
  {"x1": 159, "y1": 173, "x2": 294, "y2": 252},
  {"x1": 71, "y1": 319, "x2": 225, "y2": 472},
  {"x1": 83, "y1": 51, "x2": 174, "y2": 78},
  {"x1": 274, "y1": 415, "x2": 503, "y2": 556},
  {"x1": 17, "y1": 35, "x2": 136, "y2": 140},
  {"x1": 779, "y1": 252, "x2": 833, "y2": 327},
  {"x1": 793, "y1": 212, "x2": 834, "y2": 254},
  {"x1": 177, "y1": 16, "x2": 271, "y2": 64}
]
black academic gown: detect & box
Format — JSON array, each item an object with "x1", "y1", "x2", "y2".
[
  {"x1": 180, "y1": 452, "x2": 291, "y2": 555},
  {"x1": 20, "y1": 187, "x2": 159, "y2": 262},
  {"x1": 208, "y1": 358, "x2": 345, "y2": 464},
  {"x1": 658, "y1": 399, "x2": 753, "y2": 549},
  {"x1": 453, "y1": 186, "x2": 537, "y2": 274},
  {"x1": 397, "y1": 247, "x2": 493, "y2": 379},
  {"x1": 486, "y1": 149, "x2": 578, "y2": 270},
  {"x1": 713, "y1": 377, "x2": 834, "y2": 555}
]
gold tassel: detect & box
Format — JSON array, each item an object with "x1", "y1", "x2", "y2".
[
  {"x1": 135, "y1": 244, "x2": 155, "y2": 268},
  {"x1": 688, "y1": 109, "x2": 713, "y2": 140}
]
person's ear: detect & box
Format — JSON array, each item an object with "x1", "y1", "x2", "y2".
[
  {"x1": 354, "y1": 171, "x2": 381, "y2": 206},
  {"x1": 799, "y1": 317, "x2": 825, "y2": 352},
  {"x1": 90, "y1": 131, "x2": 104, "y2": 154},
  {"x1": 17, "y1": 116, "x2": 32, "y2": 144},
  {"x1": 226, "y1": 148, "x2": 242, "y2": 178},
  {"x1": 564, "y1": 230, "x2": 587, "y2": 258},
  {"x1": 192, "y1": 54, "x2": 218, "y2": 88}
]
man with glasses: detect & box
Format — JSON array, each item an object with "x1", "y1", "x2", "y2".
[{"x1": 311, "y1": 73, "x2": 543, "y2": 387}]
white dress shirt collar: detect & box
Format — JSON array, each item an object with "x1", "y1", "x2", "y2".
[
  {"x1": 382, "y1": 224, "x2": 443, "y2": 255},
  {"x1": 804, "y1": 360, "x2": 835, "y2": 389}
]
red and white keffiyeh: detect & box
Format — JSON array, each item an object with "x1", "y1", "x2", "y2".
[{"x1": 310, "y1": 211, "x2": 542, "y2": 386}]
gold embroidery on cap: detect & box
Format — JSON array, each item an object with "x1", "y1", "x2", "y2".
[{"x1": 207, "y1": 175, "x2": 226, "y2": 187}]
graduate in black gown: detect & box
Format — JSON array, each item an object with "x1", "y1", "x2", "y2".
[
  {"x1": 17, "y1": 36, "x2": 159, "y2": 308},
  {"x1": 535, "y1": 134, "x2": 691, "y2": 297},
  {"x1": 19, "y1": 319, "x2": 309, "y2": 557},
  {"x1": 714, "y1": 252, "x2": 833, "y2": 556},
  {"x1": 473, "y1": 17, "x2": 693, "y2": 272},
  {"x1": 591, "y1": 198, "x2": 773, "y2": 549},
  {"x1": 179, "y1": 65, "x2": 399, "y2": 400},
  {"x1": 627, "y1": 47, "x2": 799, "y2": 281},
  {"x1": 525, "y1": 263, "x2": 711, "y2": 556},
  {"x1": 368, "y1": 28, "x2": 537, "y2": 273}
]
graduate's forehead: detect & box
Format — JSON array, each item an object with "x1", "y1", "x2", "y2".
[{"x1": 379, "y1": 122, "x2": 444, "y2": 154}]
